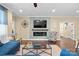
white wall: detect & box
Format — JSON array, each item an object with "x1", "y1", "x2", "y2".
[{"x1": 14, "y1": 16, "x2": 30, "y2": 39}]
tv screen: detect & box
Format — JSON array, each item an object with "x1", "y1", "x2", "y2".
[{"x1": 33, "y1": 20, "x2": 47, "y2": 28}]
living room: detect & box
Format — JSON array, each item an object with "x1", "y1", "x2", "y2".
[{"x1": 0, "y1": 3, "x2": 79, "y2": 56}]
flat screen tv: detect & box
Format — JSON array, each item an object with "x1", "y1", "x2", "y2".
[{"x1": 33, "y1": 20, "x2": 47, "y2": 28}]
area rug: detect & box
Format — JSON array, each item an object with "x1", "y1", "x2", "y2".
[{"x1": 23, "y1": 49, "x2": 52, "y2": 56}]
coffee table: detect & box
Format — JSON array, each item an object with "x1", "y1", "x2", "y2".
[{"x1": 22, "y1": 44, "x2": 52, "y2": 56}]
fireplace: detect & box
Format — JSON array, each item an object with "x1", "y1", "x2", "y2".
[
  {"x1": 30, "y1": 17, "x2": 50, "y2": 39},
  {"x1": 33, "y1": 32, "x2": 47, "y2": 36}
]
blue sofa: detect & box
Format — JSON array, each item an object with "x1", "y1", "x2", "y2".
[
  {"x1": 60, "y1": 48, "x2": 79, "y2": 56},
  {"x1": 0, "y1": 40, "x2": 20, "y2": 55}
]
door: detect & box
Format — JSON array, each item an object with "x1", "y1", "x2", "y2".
[{"x1": 60, "y1": 22, "x2": 74, "y2": 39}]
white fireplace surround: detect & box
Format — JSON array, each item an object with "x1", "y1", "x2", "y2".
[{"x1": 30, "y1": 17, "x2": 50, "y2": 39}]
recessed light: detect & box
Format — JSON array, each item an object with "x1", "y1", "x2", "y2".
[
  {"x1": 52, "y1": 9, "x2": 55, "y2": 13},
  {"x1": 19, "y1": 9, "x2": 23, "y2": 13},
  {"x1": 76, "y1": 10, "x2": 79, "y2": 13}
]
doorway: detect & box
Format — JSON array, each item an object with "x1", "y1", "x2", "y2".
[{"x1": 60, "y1": 22, "x2": 74, "y2": 39}]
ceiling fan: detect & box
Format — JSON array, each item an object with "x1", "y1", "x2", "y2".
[{"x1": 33, "y1": 3, "x2": 37, "y2": 8}]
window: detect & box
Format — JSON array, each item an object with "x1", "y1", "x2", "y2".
[
  {"x1": 0, "y1": 5, "x2": 8, "y2": 43},
  {"x1": 0, "y1": 5, "x2": 7, "y2": 24}
]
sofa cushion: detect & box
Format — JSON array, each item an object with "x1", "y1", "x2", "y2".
[{"x1": 60, "y1": 48, "x2": 79, "y2": 56}]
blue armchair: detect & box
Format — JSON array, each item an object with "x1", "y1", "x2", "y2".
[{"x1": 60, "y1": 48, "x2": 79, "y2": 56}]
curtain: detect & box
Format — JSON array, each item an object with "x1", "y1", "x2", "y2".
[{"x1": 0, "y1": 5, "x2": 8, "y2": 43}]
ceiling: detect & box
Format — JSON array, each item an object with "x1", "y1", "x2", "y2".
[{"x1": 1, "y1": 3, "x2": 79, "y2": 16}]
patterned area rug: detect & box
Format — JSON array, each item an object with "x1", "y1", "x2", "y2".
[
  {"x1": 23, "y1": 49, "x2": 52, "y2": 56},
  {"x1": 23, "y1": 52, "x2": 40, "y2": 56}
]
